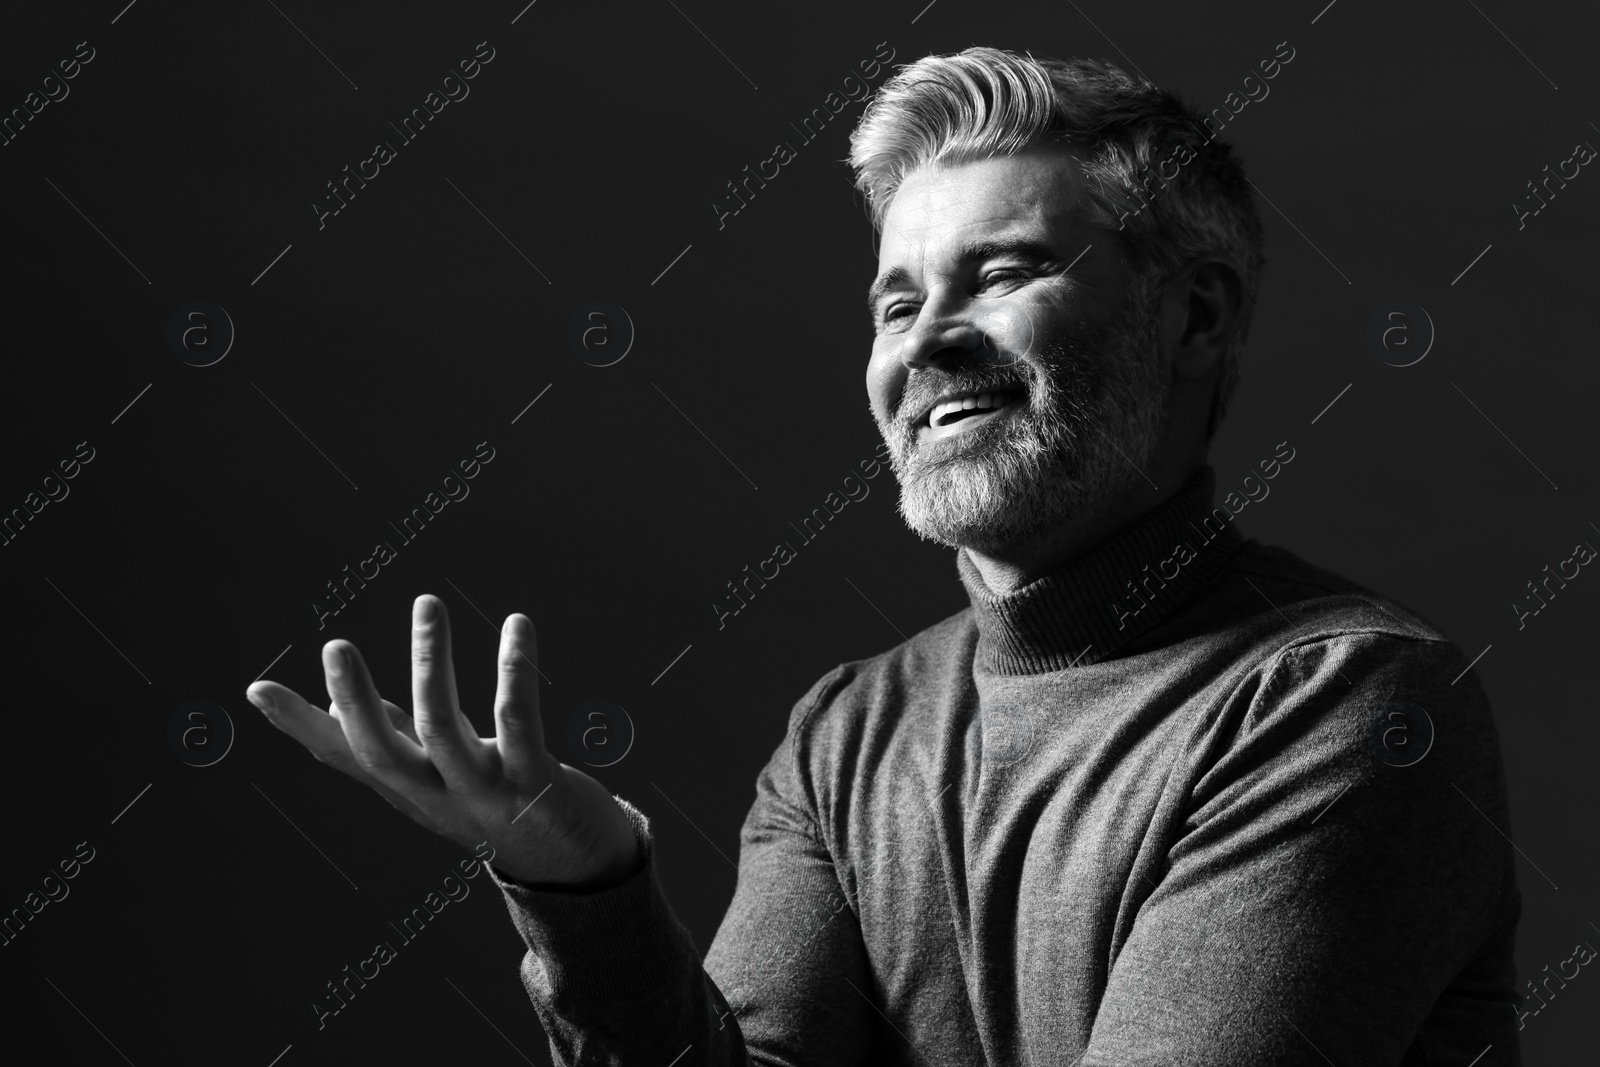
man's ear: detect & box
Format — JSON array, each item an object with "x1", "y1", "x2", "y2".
[{"x1": 1171, "y1": 258, "x2": 1242, "y2": 380}]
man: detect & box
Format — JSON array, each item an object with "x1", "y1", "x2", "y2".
[{"x1": 250, "y1": 48, "x2": 1522, "y2": 1065}]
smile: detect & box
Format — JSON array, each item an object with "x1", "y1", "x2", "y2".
[{"x1": 920, "y1": 389, "x2": 1025, "y2": 442}]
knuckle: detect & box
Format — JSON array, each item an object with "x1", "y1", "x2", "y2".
[
  {"x1": 418, "y1": 729, "x2": 456, "y2": 755},
  {"x1": 350, "y1": 744, "x2": 392, "y2": 775},
  {"x1": 499, "y1": 646, "x2": 534, "y2": 672},
  {"x1": 501, "y1": 762, "x2": 539, "y2": 790}
]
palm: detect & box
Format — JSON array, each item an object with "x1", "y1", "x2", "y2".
[{"x1": 248, "y1": 596, "x2": 638, "y2": 889}]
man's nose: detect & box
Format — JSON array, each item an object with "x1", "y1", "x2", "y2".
[{"x1": 899, "y1": 306, "x2": 987, "y2": 370}]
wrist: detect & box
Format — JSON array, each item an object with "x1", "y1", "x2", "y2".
[
  {"x1": 499, "y1": 815, "x2": 643, "y2": 893},
  {"x1": 499, "y1": 841, "x2": 640, "y2": 893}
]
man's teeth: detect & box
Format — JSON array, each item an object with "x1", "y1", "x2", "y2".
[{"x1": 931, "y1": 390, "x2": 1018, "y2": 426}]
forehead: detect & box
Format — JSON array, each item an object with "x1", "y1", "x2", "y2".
[{"x1": 878, "y1": 143, "x2": 1089, "y2": 261}]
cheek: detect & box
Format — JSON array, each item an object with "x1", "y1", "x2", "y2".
[
  {"x1": 865, "y1": 340, "x2": 899, "y2": 403},
  {"x1": 974, "y1": 303, "x2": 1039, "y2": 369}
]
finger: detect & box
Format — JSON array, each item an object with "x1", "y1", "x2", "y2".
[
  {"x1": 322, "y1": 640, "x2": 433, "y2": 788},
  {"x1": 382, "y1": 698, "x2": 420, "y2": 745},
  {"x1": 249, "y1": 680, "x2": 357, "y2": 769},
  {"x1": 493, "y1": 613, "x2": 550, "y2": 781},
  {"x1": 250, "y1": 682, "x2": 439, "y2": 827},
  {"x1": 410, "y1": 595, "x2": 484, "y2": 789},
  {"x1": 249, "y1": 680, "x2": 418, "y2": 783}
]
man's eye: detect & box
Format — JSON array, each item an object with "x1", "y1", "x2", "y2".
[
  {"x1": 884, "y1": 303, "x2": 919, "y2": 322},
  {"x1": 984, "y1": 269, "x2": 1030, "y2": 285}
]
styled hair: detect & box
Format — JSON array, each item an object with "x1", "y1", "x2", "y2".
[{"x1": 847, "y1": 47, "x2": 1266, "y2": 440}]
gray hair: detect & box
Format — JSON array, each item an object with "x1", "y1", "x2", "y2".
[{"x1": 847, "y1": 47, "x2": 1266, "y2": 440}]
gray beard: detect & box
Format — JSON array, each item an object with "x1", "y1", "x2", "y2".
[{"x1": 875, "y1": 275, "x2": 1171, "y2": 558}]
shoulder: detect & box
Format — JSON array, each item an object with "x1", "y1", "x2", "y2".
[
  {"x1": 1180, "y1": 538, "x2": 1484, "y2": 691},
  {"x1": 768, "y1": 607, "x2": 975, "y2": 800},
  {"x1": 748, "y1": 608, "x2": 972, "y2": 836},
  {"x1": 786, "y1": 607, "x2": 974, "y2": 733},
  {"x1": 1181, "y1": 544, "x2": 1511, "y2": 825},
  {"x1": 1169, "y1": 539, "x2": 1508, "y2": 790}
]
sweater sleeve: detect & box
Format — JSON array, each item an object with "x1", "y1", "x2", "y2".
[
  {"x1": 1082, "y1": 631, "x2": 1522, "y2": 1066},
  {"x1": 485, "y1": 671, "x2": 874, "y2": 1066}
]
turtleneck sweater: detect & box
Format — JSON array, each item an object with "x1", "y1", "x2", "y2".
[{"x1": 485, "y1": 464, "x2": 1522, "y2": 1066}]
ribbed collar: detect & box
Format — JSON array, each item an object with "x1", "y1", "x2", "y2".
[{"x1": 955, "y1": 465, "x2": 1244, "y2": 675}]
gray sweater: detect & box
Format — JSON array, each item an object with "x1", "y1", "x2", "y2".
[{"x1": 487, "y1": 465, "x2": 1522, "y2": 1065}]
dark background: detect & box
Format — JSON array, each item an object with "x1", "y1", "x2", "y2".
[{"x1": 1, "y1": 0, "x2": 1595, "y2": 1063}]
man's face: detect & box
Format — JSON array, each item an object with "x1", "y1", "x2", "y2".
[{"x1": 865, "y1": 143, "x2": 1174, "y2": 557}]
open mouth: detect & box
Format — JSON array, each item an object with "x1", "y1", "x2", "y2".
[{"x1": 922, "y1": 389, "x2": 1025, "y2": 437}]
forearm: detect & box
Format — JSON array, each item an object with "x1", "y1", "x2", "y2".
[{"x1": 488, "y1": 797, "x2": 750, "y2": 1066}]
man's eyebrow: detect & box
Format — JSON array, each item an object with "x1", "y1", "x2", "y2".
[
  {"x1": 961, "y1": 237, "x2": 1060, "y2": 266},
  {"x1": 866, "y1": 237, "x2": 1069, "y2": 314},
  {"x1": 867, "y1": 266, "x2": 914, "y2": 314}
]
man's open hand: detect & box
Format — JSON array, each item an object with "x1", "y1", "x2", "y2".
[{"x1": 246, "y1": 595, "x2": 640, "y2": 890}]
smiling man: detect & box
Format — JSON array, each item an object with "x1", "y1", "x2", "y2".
[
  {"x1": 865, "y1": 139, "x2": 1175, "y2": 595},
  {"x1": 251, "y1": 48, "x2": 1522, "y2": 1065}
]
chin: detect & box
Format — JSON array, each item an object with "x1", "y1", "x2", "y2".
[
  {"x1": 895, "y1": 449, "x2": 1087, "y2": 554},
  {"x1": 892, "y1": 401, "x2": 1165, "y2": 558}
]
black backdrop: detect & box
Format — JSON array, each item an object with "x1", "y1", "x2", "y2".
[{"x1": 2, "y1": 1, "x2": 1595, "y2": 1063}]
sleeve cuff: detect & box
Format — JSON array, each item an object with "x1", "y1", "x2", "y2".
[{"x1": 485, "y1": 795, "x2": 700, "y2": 999}]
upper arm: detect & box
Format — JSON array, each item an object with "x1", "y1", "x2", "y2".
[
  {"x1": 1084, "y1": 633, "x2": 1520, "y2": 1065},
  {"x1": 702, "y1": 670, "x2": 876, "y2": 1066}
]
